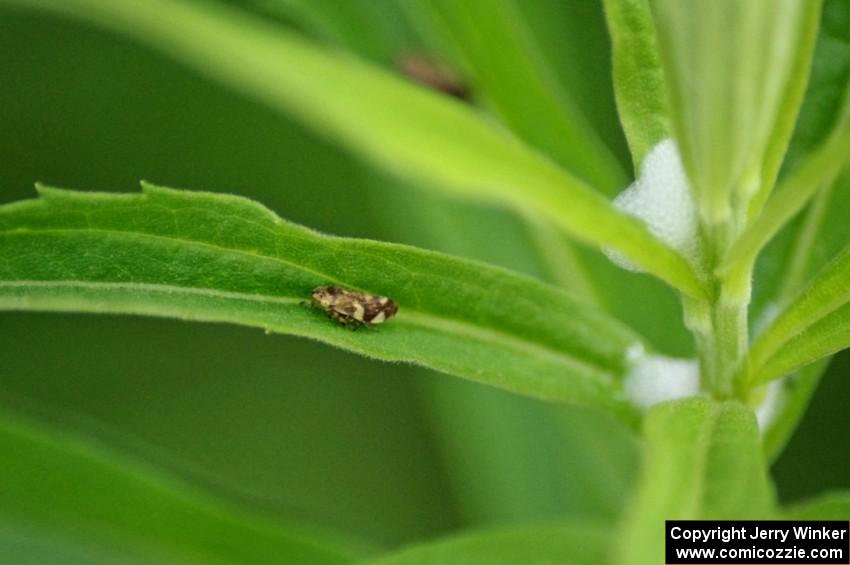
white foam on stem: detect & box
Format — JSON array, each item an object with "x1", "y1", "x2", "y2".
[
  {"x1": 606, "y1": 139, "x2": 700, "y2": 271},
  {"x1": 623, "y1": 345, "x2": 701, "y2": 410},
  {"x1": 755, "y1": 378, "x2": 784, "y2": 430}
]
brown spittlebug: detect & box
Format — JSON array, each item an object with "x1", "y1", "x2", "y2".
[{"x1": 310, "y1": 285, "x2": 398, "y2": 330}]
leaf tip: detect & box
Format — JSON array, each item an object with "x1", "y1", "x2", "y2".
[
  {"x1": 139, "y1": 179, "x2": 166, "y2": 194},
  {"x1": 34, "y1": 182, "x2": 71, "y2": 201}
]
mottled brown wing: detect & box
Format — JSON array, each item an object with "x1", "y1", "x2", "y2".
[
  {"x1": 329, "y1": 293, "x2": 359, "y2": 318},
  {"x1": 361, "y1": 295, "x2": 398, "y2": 323}
]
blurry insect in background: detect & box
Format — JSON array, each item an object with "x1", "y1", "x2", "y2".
[
  {"x1": 309, "y1": 285, "x2": 399, "y2": 330},
  {"x1": 397, "y1": 52, "x2": 470, "y2": 101}
]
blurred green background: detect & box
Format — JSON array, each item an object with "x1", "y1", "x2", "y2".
[{"x1": 0, "y1": 1, "x2": 848, "y2": 555}]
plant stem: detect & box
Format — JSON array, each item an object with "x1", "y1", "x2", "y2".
[
  {"x1": 713, "y1": 264, "x2": 751, "y2": 398},
  {"x1": 685, "y1": 219, "x2": 752, "y2": 398},
  {"x1": 684, "y1": 286, "x2": 750, "y2": 399}
]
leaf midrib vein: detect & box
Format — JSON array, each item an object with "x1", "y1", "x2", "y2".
[
  {"x1": 3, "y1": 225, "x2": 624, "y2": 367},
  {"x1": 0, "y1": 279, "x2": 612, "y2": 381}
]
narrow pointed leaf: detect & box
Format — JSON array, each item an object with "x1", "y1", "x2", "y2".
[
  {"x1": 650, "y1": 0, "x2": 822, "y2": 224},
  {"x1": 604, "y1": 0, "x2": 671, "y2": 168},
  {"x1": 361, "y1": 521, "x2": 610, "y2": 565},
  {"x1": 751, "y1": 1, "x2": 850, "y2": 316},
  {"x1": 752, "y1": 303, "x2": 850, "y2": 387},
  {"x1": 0, "y1": 412, "x2": 369, "y2": 564},
  {"x1": 615, "y1": 399, "x2": 775, "y2": 565},
  {"x1": 747, "y1": 243, "x2": 850, "y2": 385},
  {"x1": 0, "y1": 184, "x2": 644, "y2": 416},
  {"x1": 748, "y1": 4, "x2": 824, "y2": 219},
  {"x1": 720, "y1": 91, "x2": 850, "y2": 276},
  {"x1": 1, "y1": 0, "x2": 704, "y2": 298}
]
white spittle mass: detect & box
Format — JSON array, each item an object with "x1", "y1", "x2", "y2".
[
  {"x1": 755, "y1": 378, "x2": 784, "y2": 431},
  {"x1": 623, "y1": 345, "x2": 700, "y2": 410},
  {"x1": 606, "y1": 139, "x2": 700, "y2": 271}
]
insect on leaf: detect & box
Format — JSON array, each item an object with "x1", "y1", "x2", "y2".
[{"x1": 0, "y1": 183, "x2": 647, "y2": 419}]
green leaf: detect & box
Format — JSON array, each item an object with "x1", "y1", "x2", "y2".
[
  {"x1": 0, "y1": 411, "x2": 369, "y2": 564},
  {"x1": 1, "y1": 0, "x2": 704, "y2": 298},
  {"x1": 403, "y1": 0, "x2": 627, "y2": 193},
  {"x1": 361, "y1": 521, "x2": 610, "y2": 565},
  {"x1": 0, "y1": 184, "x2": 645, "y2": 416},
  {"x1": 615, "y1": 398, "x2": 775, "y2": 565},
  {"x1": 784, "y1": 491, "x2": 850, "y2": 519},
  {"x1": 747, "y1": 3, "x2": 824, "y2": 220},
  {"x1": 751, "y1": 0, "x2": 850, "y2": 318},
  {"x1": 746, "y1": 243, "x2": 850, "y2": 386},
  {"x1": 603, "y1": 0, "x2": 671, "y2": 168},
  {"x1": 779, "y1": 0, "x2": 850, "y2": 178},
  {"x1": 751, "y1": 303, "x2": 850, "y2": 388},
  {"x1": 720, "y1": 91, "x2": 850, "y2": 277},
  {"x1": 650, "y1": 0, "x2": 822, "y2": 225}
]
